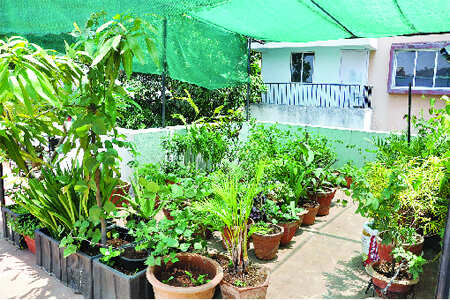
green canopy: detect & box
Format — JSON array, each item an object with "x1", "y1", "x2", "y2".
[{"x1": 1, "y1": 0, "x2": 449, "y2": 89}]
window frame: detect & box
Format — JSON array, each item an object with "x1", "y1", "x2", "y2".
[
  {"x1": 290, "y1": 52, "x2": 315, "y2": 83},
  {"x1": 388, "y1": 41, "x2": 450, "y2": 95}
]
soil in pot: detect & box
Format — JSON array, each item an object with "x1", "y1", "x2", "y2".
[
  {"x1": 213, "y1": 254, "x2": 269, "y2": 299},
  {"x1": 252, "y1": 224, "x2": 283, "y2": 260},
  {"x1": 214, "y1": 254, "x2": 267, "y2": 288},
  {"x1": 367, "y1": 261, "x2": 418, "y2": 298},
  {"x1": 158, "y1": 265, "x2": 213, "y2": 287},
  {"x1": 315, "y1": 188, "x2": 336, "y2": 216},
  {"x1": 301, "y1": 201, "x2": 320, "y2": 226},
  {"x1": 373, "y1": 261, "x2": 412, "y2": 281}
]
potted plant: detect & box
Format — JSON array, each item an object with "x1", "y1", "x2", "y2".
[
  {"x1": 8, "y1": 214, "x2": 40, "y2": 254},
  {"x1": 339, "y1": 161, "x2": 357, "y2": 188},
  {"x1": 366, "y1": 246, "x2": 426, "y2": 298},
  {"x1": 1, "y1": 203, "x2": 29, "y2": 248},
  {"x1": 251, "y1": 221, "x2": 283, "y2": 260},
  {"x1": 307, "y1": 168, "x2": 337, "y2": 216},
  {"x1": 146, "y1": 253, "x2": 223, "y2": 299},
  {"x1": 193, "y1": 163, "x2": 271, "y2": 298}
]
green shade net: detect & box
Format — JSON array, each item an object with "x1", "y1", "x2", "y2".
[
  {"x1": 1, "y1": 0, "x2": 449, "y2": 88},
  {"x1": 0, "y1": 0, "x2": 248, "y2": 89},
  {"x1": 192, "y1": 0, "x2": 450, "y2": 42}
]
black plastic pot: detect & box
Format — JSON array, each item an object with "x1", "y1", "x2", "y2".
[
  {"x1": 93, "y1": 257, "x2": 154, "y2": 298},
  {"x1": 119, "y1": 246, "x2": 148, "y2": 272},
  {"x1": 1, "y1": 205, "x2": 27, "y2": 248},
  {"x1": 35, "y1": 229, "x2": 101, "y2": 298}
]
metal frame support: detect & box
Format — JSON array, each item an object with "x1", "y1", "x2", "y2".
[
  {"x1": 161, "y1": 18, "x2": 168, "y2": 128},
  {"x1": 407, "y1": 82, "x2": 412, "y2": 144},
  {"x1": 246, "y1": 37, "x2": 251, "y2": 121}
]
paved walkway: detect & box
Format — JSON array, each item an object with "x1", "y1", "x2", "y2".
[{"x1": 0, "y1": 190, "x2": 439, "y2": 298}]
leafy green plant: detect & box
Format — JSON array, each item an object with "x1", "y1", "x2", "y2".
[
  {"x1": 250, "y1": 221, "x2": 276, "y2": 235},
  {"x1": 61, "y1": 12, "x2": 159, "y2": 244},
  {"x1": 14, "y1": 163, "x2": 96, "y2": 238},
  {"x1": 163, "y1": 91, "x2": 244, "y2": 172},
  {"x1": 100, "y1": 245, "x2": 123, "y2": 266},
  {"x1": 184, "y1": 271, "x2": 210, "y2": 286},
  {"x1": 392, "y1": 247, "x2": 426, "y2": 280},
  {"x1": 8, "y1": 214, "x2": 40, "y2": 237},
  {"x1": 126, "y1": 209, "x2": 205, "y2": 267},
  {"x1": 0, "y1": 36, "x2": 81, "y2": 175},
  {"x1": 193, "y1": 162, "x2": 265, "y2": 274}
]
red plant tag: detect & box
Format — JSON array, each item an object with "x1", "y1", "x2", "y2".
[
  {"x1": 364, "y1": 235, "x2": 379, "y2": 266},
  {"x1": 67, "y1": 116, "x2": 72, "y2": 121}
]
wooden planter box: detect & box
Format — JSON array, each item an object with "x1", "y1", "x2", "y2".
[
  {"x1": 93, "y1": 258, "x2": 154, "y2": 299},
  {"x1": 35, "y1": 229, "x2": 100, "y2": 298},
  {"x1": 1, "y1": 205, "x2": 27, "y2": 248}
]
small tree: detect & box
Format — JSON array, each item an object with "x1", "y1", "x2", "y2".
[
  {"x1": 0, "y1": 36, "x2": 81, "y2": 175},
  {"x1": 61, "y1": 12, "x2": 159, "y2": 244}
]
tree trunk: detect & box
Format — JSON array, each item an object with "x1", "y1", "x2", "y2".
[{"x1": 95, "y1": 168, "x2": 106, "y2": 245}]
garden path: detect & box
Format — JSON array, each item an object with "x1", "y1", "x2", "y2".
[{"x1": 0, "y1": 190, "x2": 439, "y2": 299}]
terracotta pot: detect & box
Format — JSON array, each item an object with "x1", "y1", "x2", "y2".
[
  {"x1": 163, "y1": 208, "x2": 174, "y2": 221},
  {"x1": 377, "y1": 235, "x2": 424, "y2": 263},
  {"x1": 219, "y1": 267, "x2": 270, "y2": 299},
  {"x1": 316, "y1": 189, "x2": 336, "y2": 216},
  {"x1": 24, "y1": 235, "x2": 36, "y2": 254},
  {"x1": 279, "y1": 221, "x2": 299, "y2": 246},
  {"x1": 345, "y1": 176, "x2": 353, "y2": 188},
  {"x1": 252, "y1": 224, "x2": 284, "y2": 260},
  {"x1": 110, "y1": 183, "x2": 131, "y2": 208},
  {"x1": 366, "y1": 262, "x2": 419, "y2": 298},
  {"x1": 146, "y1": 253, "x2": 223, "y2": 299},
  {"x1": 301, "y1": 204, "x2": 320, "y2": 226}
]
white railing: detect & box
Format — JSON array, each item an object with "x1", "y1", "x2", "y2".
[{"x1": 261, "y1": 83, "x2": 372, "y2": 108}]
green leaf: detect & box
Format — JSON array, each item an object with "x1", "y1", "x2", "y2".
[
  {"x1": 75, "y1": 124, "x2": 92, "y2": 138},
  {"x1": 63, "y1": 244, "x2": 77, "y2": 258},
  {"x1": 194, "y1": 242, "x2": 203, "y2": 250},
  {"x1": 88, "y1": 206, "x2": 102, "y2": 223},
  {"x1": 103, "y1": 201, "x2": 116, "y2": 215},
  {"x1": 180, "y1": 243, "x2": 190, "y2": 252}
]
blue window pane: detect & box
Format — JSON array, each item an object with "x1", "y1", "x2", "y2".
[
  {"x1": 435, "y1": 51, "x2": 450, "y2": 88},
  {"x1": 394, "y1": 51, "x2": 415, "y2": 87},
  {"x1": 415, "y1": 51, "x2": 435, "y2": 87}
]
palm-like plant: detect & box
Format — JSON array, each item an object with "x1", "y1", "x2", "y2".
[
  {"x1": 194, "y1": 162, "x2": 265, "y2": 274},
  {"x1": 14, "y1": 162, "x2": 96, "y2": 238}
]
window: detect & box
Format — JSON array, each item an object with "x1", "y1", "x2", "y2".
[
  {"x1": 389, "y1": 42, "x2": 450, "y2": 94},
  {"x1": 291, "y1": 52, "x2": 314, "y2": 83}
]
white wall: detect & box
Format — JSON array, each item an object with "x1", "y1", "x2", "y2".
[{"x1": 260, "y1": 46, "x2": 370, "y2": 84}]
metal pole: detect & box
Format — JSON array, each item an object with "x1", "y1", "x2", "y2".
[
  {"x1": 407, "y1": 82, "x2": 412, "y2": 145},
  {"x1": 0, "y1": 163, "x2": 4, "y2": 207},
  {"x1": 436, "y1": 200, "x2": 450, "y2": 298},
  {"x1": 161, "y1": 18, "x2": 168, "y2": 128},
  {"x1": 246, "y1": 37, "x2": 251, "y2": 121}
]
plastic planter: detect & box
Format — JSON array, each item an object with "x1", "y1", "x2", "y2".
[
  {"x1": 1, "y1": 205, "x2": 27, "y2": 248},
  {"x1": 93, "y1": 257, "x2": 154, "y2": 298},
  {"x1": 35, "y1": 229, "x2": 100, "y2": 298}
]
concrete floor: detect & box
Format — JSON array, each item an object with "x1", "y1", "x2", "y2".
[{"x1": 0, "y1": 190, "x2": 439, "y2": 299}]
